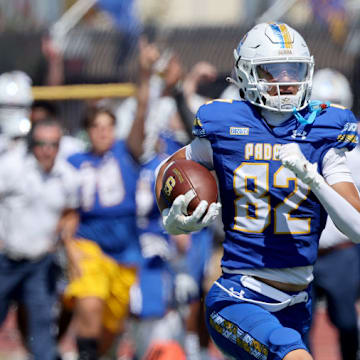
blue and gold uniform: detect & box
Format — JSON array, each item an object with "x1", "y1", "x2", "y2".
[
  {"x1": 64, "y1": 140, "x2": 141, "y2": 332},
  {"x1": 133, "y1": 154, "x2": 174, "y2": 318},
  {"x1": 194, "y1": 100, "x2": 357, "y2": 271},
  {"x1": 193, "y1": 100, "x2": 358, "y2": 359}
]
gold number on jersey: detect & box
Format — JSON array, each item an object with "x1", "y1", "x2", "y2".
[{"x1": 233, "y1": 163, "x2": 311, "y2": 234}]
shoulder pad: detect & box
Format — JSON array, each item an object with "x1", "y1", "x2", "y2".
[
  {"x1": 330, "y1": 103, "x2": 347, "y2": 110},
  {"x1": 204, "y1": 98, "x2": 235, "y2": 106}
]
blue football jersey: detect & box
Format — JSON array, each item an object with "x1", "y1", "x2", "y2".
[
  {"x1": 137, "y1": 154, "x2": 169, "y2": 238},
  {"x1": 134, "y1": 154, "x2": 176, "y2": 318},
  {"x1": 193, "y1": 100, "x2": 358, "y2": 270},
  {"x1": 68, "y1": 140, "x2": 141, "y2": 264}
]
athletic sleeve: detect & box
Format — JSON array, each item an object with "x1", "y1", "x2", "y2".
[
  {"x1": 321, "y1": 147, "x2": 354, "y2": 185},
  {"x1": 330, "y1": 107, "x2": 358, "y2": 152},
  {"x1": 185, "y1": 138, "x2": 214, "y2": 170}
]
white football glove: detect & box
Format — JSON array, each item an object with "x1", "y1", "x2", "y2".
[
  {"x1": 174, "y1": 273, "x2": 199, "y2": 305},
  {"x1": 139, "y1": 233, "x2": 171, "y2": 260},
  {"x1": 162, "y1": 190, "x2": 222, "y2": 235},
  {"x1": 279, "y1": 143, "x2": 324, "y2": 189}
]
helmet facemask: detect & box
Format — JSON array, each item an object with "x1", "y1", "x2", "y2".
[{"x1": 234, "y1": 54, "x2": 314, "y2": 112}]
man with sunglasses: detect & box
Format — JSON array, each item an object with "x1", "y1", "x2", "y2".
[{"x1": 0, "y1": 118, "x2": 80, "y2": 360}]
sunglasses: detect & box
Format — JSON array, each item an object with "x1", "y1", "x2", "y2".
[{"x1": 33, "y1": 140, "x2": 60, "y2": 149}]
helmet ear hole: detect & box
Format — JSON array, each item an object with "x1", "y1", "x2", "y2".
[{"x1": 239, "y1": 89, "x2": 245, "y2": 98}]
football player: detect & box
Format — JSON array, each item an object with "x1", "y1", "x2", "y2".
[
  {"x1": 155, "y1": 23, "x2": 360, "y2": 360},
  {"x1": 130, "y1": 131, "x2": 215, "y2": 360},
  {"x1": 63, "y1": 39, "x2": 160, "y2": 360}
]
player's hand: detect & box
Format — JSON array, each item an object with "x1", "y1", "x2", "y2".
[
  {"x1": 183, "y1": 61, "x2": 217, "y2": 97},
  {"x1": 140, "y1": 233, "x2": 171, "y2": 260},
  {"x1": 162, "y1": 190, "x2": 221, "y2": 235},
  {"x1": 138, "y1": 37, "x2": 160, "y2": 75},
  {"x1": 279, "y1": 143, "x2": 323, "y2": 188}
]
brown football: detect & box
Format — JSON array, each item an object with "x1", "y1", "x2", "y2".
[{"x1": 161, "y1": 159, "x2": 218, "y2": 215}]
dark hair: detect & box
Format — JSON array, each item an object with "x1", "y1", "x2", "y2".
[
  {"x1": 82, "y1": 106, "x2": 116, "y2": 130},
  {"x1": 28, "y1": 118, "x2": 63, "y2": 150},
  {"x1": 31, "y1": 100, "x2": 58, "y2": 117}
]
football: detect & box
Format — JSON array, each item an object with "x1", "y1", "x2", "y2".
[{"x1": 161, "y1": 159, "x2": 218, "y2": 215}]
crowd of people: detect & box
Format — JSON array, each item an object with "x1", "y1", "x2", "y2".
[{"x1": 0, "y1": 21, "x2": 359, "y2": 360}]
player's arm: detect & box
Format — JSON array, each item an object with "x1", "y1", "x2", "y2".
[
  {"x1": 57, "y1": 208, "x2": 79, "y2": 241},
  {"x1": 57, "y1": 208, "x2": 82, "y2": 279},
  {"x1": 280, "y1": 143, "x2": 360, "y2": 242},
  {"x1": 126, "y1": 39, "x2": 160, "y2": 162},
  {"x1": 155, "y1": 144, "x2": 221, "y2": 235}
]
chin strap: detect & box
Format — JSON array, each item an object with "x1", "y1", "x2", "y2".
[{"x1": 292, "y1": 100, "x2": 330, "y2": 125}]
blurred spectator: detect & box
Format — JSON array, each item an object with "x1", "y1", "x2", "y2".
[
  {"x1": 310, "y1": 0, "x2": 349, "y2": 44},
  {"x1": 39, "y1": 31, "x2": 65, "y2": 86},
  {"x1": 311, "y1": 68, "x2": 353, "y2": 109},
  {"x1": 30, "y1": 99, "x2": 86, "y2": 160},
  {"x1": 115, "y1": 49, "x2": 217, "y2": 162},
  {"x1": 62, "y1": 39, "x2": 158, "y2": 360},
  {"x1": 0, "y1": 118, "x2": 80, "y2": 360},
  {"x1": 0, "y1": 69, "x2": 85, "y2": 159},
  {"x1": 113, "y1": 45, "x2": 219, "y2": 359},
  {"x1": 129, "y1": 151, "x2": 186, "y2": 359},
  {"x1": 96, "y1": 0, "x2": 142, "y2": 65},
  {"x1": 310, "y1": 68, "x2": 360, "y2": 360},
  {"x1": 129, "y1": 135, "x2": 216, "y2": 360},
  {"x1": 171, "y1": 60, "x2": 217, "y2": 138},
  {"x1": 172, "y1": 229, "x2": 215, "y2": 360},
  {"x1": 31, "y1": 100, "x2": 59, "y2": 123},
  {"x1": 115, "y1": 49, "x2": 182, "y2": 161},
  {"x1": 136, "y1": 57, "x2": 218, "y2": 360}
]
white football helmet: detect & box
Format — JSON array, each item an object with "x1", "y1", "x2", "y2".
[
  {"x1": 311, "y1": 68, "x2": 353, "y2": 109},
  {"x1": 0, "y1": 71, "x2": 33, "y2": 138},
  {"x1": 232, "y1": 22, "x2": 314, "y2": 112}
]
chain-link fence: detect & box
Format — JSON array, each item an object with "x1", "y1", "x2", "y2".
[{"x1": 0, "y1": 19, "x2": 359, "y2": 131}]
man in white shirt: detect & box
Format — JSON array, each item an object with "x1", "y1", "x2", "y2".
[{"x1": 0, "y1": 118, "x2": 79, "y2": 360}]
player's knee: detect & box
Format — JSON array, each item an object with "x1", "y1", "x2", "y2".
[
  {"x1": 283, "y1": 349, "x2": 313, "y2": 360},
  {"x1": 76, "y1": 297, "x2": 103, "y2": 312},
  {"x1": 75, "y1": 297, "x2": 104, "y2": 326},
  {"x1": 269, "y1": 327, "x2": 301, "y2": 347},
  {"x1": 268, "y1": 327, "x2": 311, "y2": 360}
]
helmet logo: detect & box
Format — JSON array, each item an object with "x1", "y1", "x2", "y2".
[{"x1": 268, "y1": 23, "x2": 293, "y2": 48}]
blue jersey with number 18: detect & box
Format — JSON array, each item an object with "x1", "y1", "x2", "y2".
[{"x1": 193, "y1": 100, "x2": 358, "y2": 270}]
